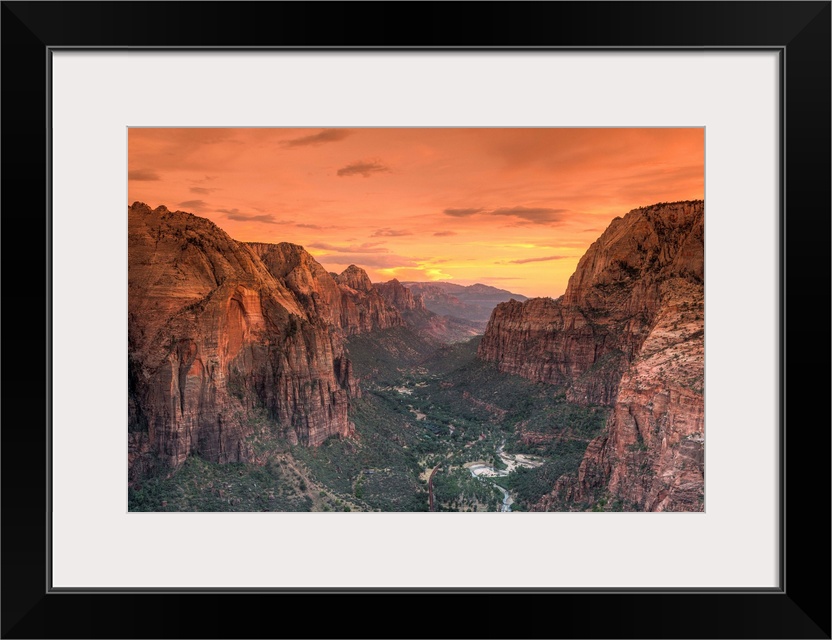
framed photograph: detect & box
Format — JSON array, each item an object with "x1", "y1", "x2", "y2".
[
  {"x1": 2, "y1": 2, "x2": 829, "y2": 638},
  {"x1": 125, "y1": 126, "x2": 706, "y2": 518}
]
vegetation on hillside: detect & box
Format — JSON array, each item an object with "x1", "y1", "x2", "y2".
[{"x1": 130, "y1": 330, "x2": 609, "y2": 512}]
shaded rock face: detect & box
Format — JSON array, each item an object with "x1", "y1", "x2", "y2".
[
  {"x1": 247, "y1": 241, "x2": 344, "y2": 327},
  {"x1": 478, "y1": 297, "x2": 626, "y2": 406},
  {"x1": 129, "y1": 203, "x2": 356, "y2": 482},
  {"x1": 376, "y1": 279, "x2": 481, "y2": 344},
  {"x1": 374, "y1": 279, "x2": 426, "y2": 312},
  {"x1": 248, "y1": 247, "x2": 402, "y2": 336},
  {"x1": 544, "y1": 280, "x2": 704, "y2": 512},
  {"x1": 332, "y1": 266, "x2": 405, "y2": 335},
  {"x1": 336, "y1": 264, "x2": 374, "y2": 292},
  {"x1": 479, "y1": 201, "x2": 703, "y2": 402},
  {"x1": 582, "y1": 284, "x2": 704, "y2": 512},
  {"x1": 478, "y1": 201, "x2": 704, "y2": 511}
]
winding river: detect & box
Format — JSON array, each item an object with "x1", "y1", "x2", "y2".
[
  {"x1": 395, "y1": 382, "x2": 540, "y2": 513},
  {"x1": 465, "y1": 442, "x2": 542, "y2": 512}
]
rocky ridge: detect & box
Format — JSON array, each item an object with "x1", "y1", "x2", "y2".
[
  {"x1": 129, "y1": 203, "x2": 473, "y2": 482},
  {"x1": 375, "y1": 278, "x2": 480, "y2": 343},
  {"x1": 478, "y1": 201, "x2": 704, "y2": 511},
  {"x1": 129, "y1": 205, "x2": 392, "y2": 482},
  {"x1": 247, "y1": 244, "x2": 406, "y2": 336}
]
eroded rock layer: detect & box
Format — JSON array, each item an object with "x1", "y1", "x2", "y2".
[
  {"x1": 478, "y1": 201, "x2": 704, "y2": 511},
  {"x1": 128, "y1": 203, "x2": 356, "y2": 482}
]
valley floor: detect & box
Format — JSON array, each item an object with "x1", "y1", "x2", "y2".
[{"x1": 129, "y1": 332, "x2": 614, "y2": 513}]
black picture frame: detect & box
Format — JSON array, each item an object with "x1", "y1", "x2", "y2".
[{"x1": 2, "y1": 2, "x2": 829, "y2": 638}]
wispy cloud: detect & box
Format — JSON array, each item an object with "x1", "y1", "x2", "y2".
[
  {"x1": 294, "y1": 222, "x2": 346, "y2": 231},
  {"x1": 492, "y1": 206, "x2": 569, "y2": 224},
  {"x1": 503, "y1": 255, "x2": 570, "y2": 264},
  {"x1": 319, "y1": 254, "x2": 419, "y2": 269},
  {"x1": 309, "y1": 241, "x2": 388, "y2": 254},
  {"x1": 218, "y1": 208, "x2": 288, "y2": 225},
  {"x1": 178, "y1": 200, "x2": 208, "y2": 211},
  {"x1": 129, "y1": 169, "x2": 160, "y2": 181},
  {"x1": 371, "y1": 228, "x2": 412, "y2": 237},
  {"x1": 443, "y1": 207, "x2": 484, "y2": 217},
  {"x1": 433, "y1": 231, "x2": 457, "y2": 237},
  {"x1": 283, "y1": 129, "x2": 352, "y2": 148},
  {"x1": 189, "y1": 186, "x2": 218, "y2": 195},
  {"x1": 443, "y1": 205, "x2": 569, "y2": 225},
  {"x1": 337, "y1": 160, "x2": 390, "y2": 178}
]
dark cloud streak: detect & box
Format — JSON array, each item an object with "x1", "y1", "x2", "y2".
[
  {"x1": 129, "y1": 169, "x2": 160, "y2": 181},
  {"x1": 317, "y1": 254, "x2": 418, "y2": 269},
  {"x1": 218, "y1": 208, "x2": 288, "y2": 225},
  {"x1": 337, "y1": 161, "x2": 390, "y2": 178},
  {"x1": 443, "y1": 208, "x2": 483, "y2": 217},
  {"x1": 371, "y1": 228, "x2": 412, "y2": 237},
  {"x1": 491, "y1": 207, "x2": 569, "y2": 224},
  {"x1": 443, "y1": 205, "x2": 570, "y2": 225},
  {"x1": 504, "y1": 255, "x2": 570, "y2": 264},
  {"x1": 283, "y1": 129, "x2": 352, "y2": 148},
  {"x1": 178, "y1": 200, "x2": 208, "y2": 211},
  {"x1": 309, "y1": 242, "x2": 388, "y2": 254}
]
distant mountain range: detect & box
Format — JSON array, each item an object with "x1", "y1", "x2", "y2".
[{"x1": 399, "y1": 281, "x2": 528, "y2": 327}]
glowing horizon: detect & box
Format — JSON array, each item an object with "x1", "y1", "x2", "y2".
[{"x1": 129, "y1": 128, "x2": 703, "y2": 298}]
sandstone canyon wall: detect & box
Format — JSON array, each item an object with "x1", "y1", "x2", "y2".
[
  {"x1": 375, "y1": 279, "x2": 480, "y2": 343},
  {"x1": 247, "y1": 244, "x2": 404, "y2": 335},
  {"x1": 129, "y1": 203, "x2": 466, "y2": 483},
  {"x1": 478, "y1": 201, "x2": 704, "y2": 511},
  {"x1": 129, "y1": 204, "x2": 365, "y2": 482}
]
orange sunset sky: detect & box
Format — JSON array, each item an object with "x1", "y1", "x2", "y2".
[{"x1": 129, "y1": 128, "x2": 703, "y2": 298}]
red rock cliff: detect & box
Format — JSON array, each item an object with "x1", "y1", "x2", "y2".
[
  {"x1": 374, "y1": 278, "x2": 426, "y2": 312},
  {"x1": 246, "y1": 245, "x2": 403, "y2": 336},
  {"x1": 376, "y1": 279, "x2": 481, "y2": 343},
  {"x1": 128, "y1": 203, "x2": 356, "y2": 482},
  {"x1": 479, "y1": 201, "x2": 704, "y2": 511},
  {"x1": 576, "y1": 280, "x2": 704, "y2": 511},
  {"x1": 332, "y1": 265, "x2": 405, "y2": 334}
]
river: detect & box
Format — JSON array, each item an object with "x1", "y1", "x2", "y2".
[{"x1": 465, "y1": 441, "x2": 542, "y2": 512}]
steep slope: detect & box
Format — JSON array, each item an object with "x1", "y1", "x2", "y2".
[
  {"x1": 332, "y1": 265, "x2": 406, "y2": 334},
  {"x1": 128, "y1": 203, "x2": 356, "y2": 482},
  {"x1": 247, "y1": 246, "x2": 403, "y2": 336},
  {"x1": 374, "y1": 278, "x2": 426, "y2": 313},
  {"x1": 245, "y1": 241, "x2": 344, "y2": 326},
  {"x1": 577, "y1": 282, "x2": 704, "y2": 511},
  {"x1": 375, "y1": 279, "x2": 481, "y2": 343},
  {"x1": 478, "y1": 201, "x2": 704, "y2": 511}
]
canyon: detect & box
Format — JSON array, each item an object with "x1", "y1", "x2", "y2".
[
  {"x1": 128, "y1": 200, "x2": 704, "y2": 513},
  {"x1": 129, "y1": 202, "x2": 483, "y2": 485}
]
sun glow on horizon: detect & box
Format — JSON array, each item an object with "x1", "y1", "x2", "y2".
[{"x1": 129, "y1": 127, "x2": 703, "y2": 298}]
